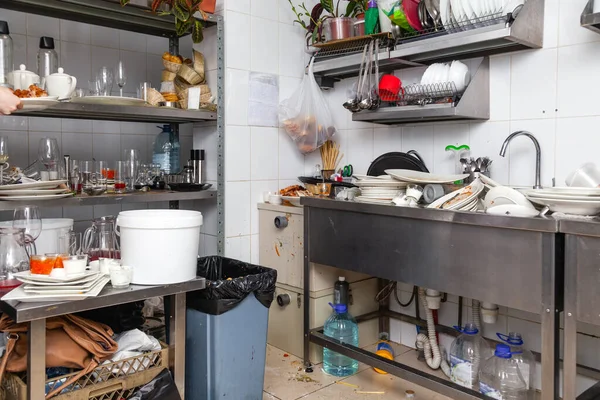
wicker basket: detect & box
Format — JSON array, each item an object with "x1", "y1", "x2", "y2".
[
  {"x1": 162, "y1": 59, "x2": 182, "y2": 73},
  {"x1": 161, "y1": 70, "x2": 177, "y2": 82},
  {"x1": 3, "y1": 342, "x2": 169, "y2": 400},
  {"x1": 177, "y1": 64, "x2": 203, "y2": 85}
]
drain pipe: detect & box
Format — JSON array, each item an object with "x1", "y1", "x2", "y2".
[
  {"x1": 415, "y1": 287, "x2": 451, "y2": 377},
  {"x1": 472, "y1": 299, "x2": 482, "y2": 331}
]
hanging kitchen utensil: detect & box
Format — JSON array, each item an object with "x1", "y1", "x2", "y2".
[
  {"x1": 369, "y1": 39, "x2": 381, "y2": 110},
  {"x1": 359, "y1": 41, "x2": 374, "y2": 110},
  {"x1": 344, "y1": 44, "x2": 368, "y2": 112}
]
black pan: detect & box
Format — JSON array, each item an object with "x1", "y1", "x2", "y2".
[{"x1": 367, "y1": 150, "x2": 429, "y2": 176}]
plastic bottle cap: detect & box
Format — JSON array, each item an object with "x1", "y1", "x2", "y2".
[
  {"x1": 330, "y1": 302, "x2": 347, "y2": 313},
  {"x1": 494, "y1": 343, "x2": 512, "y2": 359},
  {"x1": 461, "y1": 323, "x2": 479, "y2": 335},
  {"x1": 338, "y1": 277, "x2": 346, "y2": 282},
  {"x1": 0, "y1": 21, "x2": 9, "y2": 35},
  {"x1": 39, "y1": 36, "x2": 55, "y2": 49}
]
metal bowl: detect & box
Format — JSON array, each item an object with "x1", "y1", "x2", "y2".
[{"x1": 158, "y1": 101, "x2": 181, "y2": 108}]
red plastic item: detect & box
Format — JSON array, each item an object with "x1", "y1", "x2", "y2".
[
  {"x1": 403, "y1": 0, "x2": 424, "y2": 32},
  {"x1": 379, "y1": 74, "x2": 403, "y2": 102}
]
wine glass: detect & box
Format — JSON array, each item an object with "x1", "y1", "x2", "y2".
[
  {"x1": 13, "y1": 206, "x2": 42, "y2": 255},
  {"x1": 38, "y1": 137, "x2": 60, "y2": 181},
  {"x1": 0, "y1": 137, "x2": 9, "y2": 185},
  {"x1": 116, "y1": 61, "x2": 126, "y2": 97},
  {"x1": 96, "y1": 67, "x2": 113, "y2": 96}
]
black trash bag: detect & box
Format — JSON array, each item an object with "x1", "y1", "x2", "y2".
[
  {"x1": 188, "y1": 256, "x2": 277, "y2": 315},
  {"x1": 129, "y1": 369, "x2": 181, "y2": 400}
]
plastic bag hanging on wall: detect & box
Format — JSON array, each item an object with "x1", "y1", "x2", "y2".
[{"x1": 279, "y1": 57, "x2": 337, "y2": 154}]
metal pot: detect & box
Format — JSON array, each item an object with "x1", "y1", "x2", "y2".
[
  {"x1": 354, "y1": 19, "x2": 366, "y2": 36},
  {"x1": 324, "y1": 17, "x2": 356, "y2": 42}
]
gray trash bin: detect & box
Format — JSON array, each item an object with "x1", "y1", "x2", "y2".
[{"x1": 184, "y1": 256, "x2": 277, "y2": 400}]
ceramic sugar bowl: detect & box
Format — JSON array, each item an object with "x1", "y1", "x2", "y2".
[
  {"x1": 45, "y1": 67, "x2": 77, "y2": 98},
  {"x1": 8, "y1": 64, "x2": 40, "y2": 90}
]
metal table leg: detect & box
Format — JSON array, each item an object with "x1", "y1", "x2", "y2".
[
  {"x1": 168, "y1": 293, "x2": 186, "y2": 398},
  {"x1": 27, "y1": 319, "x2": 46, "y2": 400},
  {"x1": 563, "y1": 235, "x2": 577, "y2": 400},
  {"x1": 303, "y1": 207, "x2": 313, "y2": 372},
  {"x1": 540, "y1": 234, "x2": 561, "y2": 400}
]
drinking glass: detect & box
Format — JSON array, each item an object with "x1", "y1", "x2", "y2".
[
  {"x1": 88, "y1": 80, "x2": 99, "y2": 96},
  {"x1": 116, "y1": 61, "x2": 126, "y2": 97},
  {"x1": 70, "y1": 159, "x2": 81, "y2": 194},
  {"x1": 58, "y1": 232, "x2": 82, "y2": 256},
  {"x1": 115, "y1": 161, "x2": 128, "y2": 194},
  {"x1": 138, "y1": 82, "x2": 151, "y2": 101},
  {"x1": 0, "y1": 136, "x2": 9, "y2": 185},
  {"x1": 38, "y1": 137, "x2": 60, "y2": 181},
  {"x1": 96, "y1": 67, "x2": 113, "y2": 96},
  {"x1": 13, "y1": 206, "x2": 42, "y2": 255},
  {"x1": 95, "y1": 161, "x2": 110, "y2": 185}
]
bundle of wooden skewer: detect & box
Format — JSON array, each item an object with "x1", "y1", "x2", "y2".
[{"x1": 320, "y1": 140, "x2": 343, "y2": 171}]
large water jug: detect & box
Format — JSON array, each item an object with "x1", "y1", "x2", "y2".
[
  {"x1": 497, "y1": 332, "x2": 536, "y2": 399},
  {"x1": 152, "y1": 125, "x2": 180, "y2": 174},
  {"x1": 480, "y1": 343, "x2": 528, "y2": 400},
  {"x1": 450, "y1": 323, "x2": 492, "y2": 389},
  {"x1": 323, "y1": 303, "x2": 359, "y2": 377}
]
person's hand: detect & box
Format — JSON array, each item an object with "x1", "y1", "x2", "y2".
[{"x1": 0, "y1": 87, "x2": 22, "y2": 115}]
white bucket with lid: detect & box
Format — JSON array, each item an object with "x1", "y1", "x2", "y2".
[
  {"x1": 116, "y1": 209, "x2": 203, "y2": 285},
  {"x1": 0, "y1": 218, "x2": 73, "y2": 255}
]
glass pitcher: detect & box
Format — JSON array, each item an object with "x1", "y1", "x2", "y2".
[
  {"x1": 0, "y1": 227, "x2": 34, "y2": 287},
  {"x1": 82, "y1": 216, "x2": 120, "y2": 261}
]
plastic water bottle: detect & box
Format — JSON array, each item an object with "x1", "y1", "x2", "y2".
[
  {"x1": 497, "y1": 332, "x2": 536, "y2": 399},
  {"x1": 479, "y1": 343, "x2": 528, "y2": 400},
  {"x1": 152, "y1": 125, "x2": 179, "y2": 174},
  {"x1": 323, "y1": 303, "x2": 359, "y2": 377},
  {"x1": 450, "y1": 323, "x2": 492, "y2": 389}
]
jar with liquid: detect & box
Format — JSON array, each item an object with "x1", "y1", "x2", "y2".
[{"x1": 0, "y1": 21, "x2": 13, "y2": 88}]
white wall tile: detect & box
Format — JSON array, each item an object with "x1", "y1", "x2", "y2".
[
  {"x1": 224, "y1": 125, "x2": 251, "y2": 181},
  {"x1": 225, "y1": 11, "x2": 251, "y2": 71},
  {"x1": 119, "y1": 31, "x2": 147, "y2": 53},
  {"x1": 62, "y1": 132, "x2": 93, "y2": 161},
  {"x1": 224, "y1": 235, "x2": 252, "y2": 262},
  {"x1": 543, "y1": 0, "x2": 559, "y2": 48},
  {"x1": 0, "y1": 116, "x2": 28, "y2": 132},
  {"x1": 226, "y1": 0, "x2": 251, "y2": 14},
  {"x1": 278, "y1": 128, "x2": 305, "y2": 180},
  {"x1": 2, "y1": 10, "x2": 27, "y2": 35},
  {"x1": 92, "y1": 120, "x2": 120, "y2": 134},
  {"x1": 27, "y1": 14, "x2": 59, "y2": 40},
  {"x1": 558, "y1": 0, "x2": 599, "y2": 47},
  {"x1": 373, "y1": 126, "x2": 402, "y2": 158},
  {"x1": 251, "y1": 0, "x2": 279, "y2": 20},
  {"x1": 278, "y1": 23, "x2": 305, "y2": 78},
  {"x1": 508, "y1": 119, "x2": 556, "y2": 188},
  {"x1": 250, "y1": 180, "x2": 279, "y2": 235},
  {"x1": 250, "y1": 17, "x2": 279, "y2": 75},
  {"x1": 279, "y1": 76, "x2": 302, "y2": 104},
  {"x1": 121, "y1": 135, "x2": 148, "y2": 163},
  {"x1": 60, "y1": 20, "x2": 91, "y2": 44},
  {"x1": 0, "y1": 130, "x2": 29, "y2": 168},
  {"x1": 225, "y1": 181, "x2": 251, "y2": 237},
  {"x1": 119, "y1": 50, "x2": 147, "y2": 94},
  {"x1": 322, "y1": 80, "x2": 349, "y2": 132},
  {"x1": 432, "y1": 124, "x2": 470, "y2": 175},
  {"x1": 510, "y1": 49, "x2": 557, "y2": 120},
  {"x1": 555, "y1": 117, "x2": 600, "y2": 186},
  {"x1": 346, "y1": 128, "x2": 374, "y2": 175},
  {"x1": 556, "y1": 42, "x2": 600, "y2": 118},
  {"x1": 146, "y1": 35, "x2": 169, "y2": 56},
  {"x1": 489, "y1": 55, "x2": 511, "y2": 121},
  {"x1": 11, "y1": 33, "x2": 27, "y2": 68},
  {"x1": 60, "y1": 41, "x2": 92, "y2": 85},
  {"x1": 225, "y1": 68, "x2": 249, "y2": 125},
  {"x1": 250, "y1": 127, "x2": 279, "y2": 180},
  {"x1": 92, "y1": 134, "x2": 121, "y2": 163},
  {"x1": 193, "y1": 25, "x2": 218, "y2": 71},
  {"x1": 251, "y1": 233, "x2": 260, "y2": 264},
  {"x1": 29, "y1": 117, "x2": 62, "y2": 133},
  {"x1": 469, "y1": 122, "x2": 510, "y2": 185},
  {"x1": 146, "y1": 53, "x2": 162, "y2": 87},
  {"x1": 28, "y1": 131, "x2": 61, "y2": 164},
  {"x1": 205, "y1": 234, "x2": 218, "y2": 255},
  {"x1": 401, "y1": 125, "x2": 434, "y2": 171},
  {"x1": 91, "y1": 47, "x2": 119, "y2": 79}
]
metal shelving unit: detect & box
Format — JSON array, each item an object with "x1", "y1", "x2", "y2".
[
  {"x1": 15, "y1": 102, "x2": 217, "y2": 123},
  {"x1": 581, "y1": 0, "x2": 600, "y2": 33},
  {"x1": 0, "y1": 189, "x2": 216, "y2": 210}
]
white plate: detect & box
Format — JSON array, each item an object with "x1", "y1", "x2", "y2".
[
  {"x1": 0, "y1": 193, "x2": 73, "y2": 201},
  {"x1": 0, "y1": 180, "x2": 67, "y2": 191},
  {"x1": 13, "y1": 270, "x2": 99, "y2": 284},
  {"x1": 527, "y1": 197, "x2": 600, "y2": 216},
  {"x1": 24, "y1": 276, "x2": 106, "y2": 294},
  {"x1": 440, "y1": 0, "x2": 449, "y2": 29},
  {"x1": 483, "y1": 186, "x2": 535, "y2": 210},
  {"x1": 0, "y1": 188, "x2": 70, "y2": 196},
  {"x1": 479, "y1": 174, "x2": 501, "y2": 188},
  {"x1": 18, "y1": 272, "x2": 101, "y2": 287},
  {"x1": 428, "y1": 179, "x2": 484, "y2": 210},
  {"x1": 360, "y1": 191, "x2": 405, "y2": 197},
  {"x1": 354, "y1": 180, "x2": 408, "y2": 188},
  {"x1": 2, "y1": 276, "x2": 110, "y2": 303},
  {"x1": 16, "y1": 97, "x2": 59, "y2": 112},
  {"x1": 486, "y1": 204, "x2": 540, "y2": 218},
  {"x1": 71, "y1": 96, "x2": 146, "y2": 106},
  {"x1": 281, "y1": 196, "x2": 303, "y2": 206},
  {"x1": 524, "y1": 187, "x2": 600, "y2": 198},
  {"x1": 355, "y1": 197, "x2": 392, "y2": 205},
  {"x1": 352, "y1": 174, "x2": 393, "y2": 180},
  {"x1": 386, "y1": 169, "x2": 469, "y2": 184}
]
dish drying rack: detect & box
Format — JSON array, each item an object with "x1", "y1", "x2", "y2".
[{"x1": 389, "y1": 81, "x2": 461, "y2": 107}]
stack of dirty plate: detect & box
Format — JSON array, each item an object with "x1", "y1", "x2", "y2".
[
  {"x1": 523, "y1": 187, "x2": 600, "y2": 216},
  {"x1": 427, "y1": 179, "x2": 484, "y2": 211},
  {"x1": 353, "y1": 175, "x2": 407, "y2": 205},
  {"x1": 2, "y1": 270, "x2": 109, "y2": 303},
  {"x1": 0, "y1": 180, "x2": 72, "y2": 201}
]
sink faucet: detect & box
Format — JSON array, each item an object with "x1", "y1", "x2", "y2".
[{"x1": 499, "y1": 131, "x2": 542, "y2": 189}]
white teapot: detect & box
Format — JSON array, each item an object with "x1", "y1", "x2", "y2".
[
  {"x1": 8, "y1": 64, "x2": 40, "y2": 90},
  {"x1": 45, "y1": 67, "x2": 77, "y2": 98}
]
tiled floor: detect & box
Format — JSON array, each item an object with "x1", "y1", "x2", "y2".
[{"x1": 263, "y1": 344, "x2": 453, "y2": 400}]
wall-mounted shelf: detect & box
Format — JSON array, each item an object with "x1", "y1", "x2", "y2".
[
  {"x1": 0, "y1": 0, "x2": 220, "y2": 37},
  {"x1": 581, "y1": 0, "x2": 600, "y2": 33},
  {"x1": 16, "y1": 102, "x2": 217, "y2": 123},
  {"x1": 0, "y1": 189, "x2": 216, "y2": 211},
  {"x1": 351, "y1": 57, "x2": 489, "y2": 125},
  {"x1": 312, "y1": 0, "x2": 543, "y2": 83}
]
